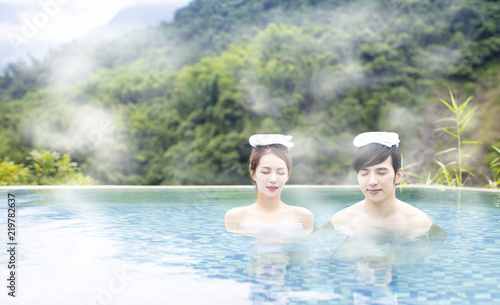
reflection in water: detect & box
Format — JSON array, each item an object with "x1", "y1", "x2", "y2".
[
  {"x1": 234, "y1": 221, "x2": 446, "y2": 304},
  {"x1": 328, "y1": 223, "x2": 446, "y2": 304},
  {"x1": 248, "y1": 251, "x2": 291, "y2": 304},
  {"x1": 241, "y1": 223, "x2": 304, "y2": 304},
  {"x1": 238, "y1": 223, "x2": 343, "y2": 304},
  {"x1": 353, "y1": 252, "x2": 398, "y2": 304}
]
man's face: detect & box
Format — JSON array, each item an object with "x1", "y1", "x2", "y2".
[{"x1": 357, "y1": 156, "x2": 403, "y2": 204}]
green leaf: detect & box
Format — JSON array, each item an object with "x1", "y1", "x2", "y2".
[
  {"x1": 438, "y1": 127, "x2": 458, "y2": 138},
  {"x1": 403, "y1": 162, "x2": 419, "y2": 170},
  {"x1": 457, "y1": 96, "x2": 473, "y2": 112},
  {"x1": 448, "y1": 88, "x2": 459, "y2": 110},
  {"x1": 435, "y1": 118, "x2": 457, "y2": 123},
  {"x1": 436, "y1": 147, "x2": 457, "y2": 155},
  {"x1": 439, "y1": 98, "x2": 457, "y2": 114}
]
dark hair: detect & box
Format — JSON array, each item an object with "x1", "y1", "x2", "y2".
[
  {"x1": 353, "y1": 143, "x2": 401, "y2": 173},
  {"x1": 249, "y1": 144, "x2": 292, "y2": 177}
]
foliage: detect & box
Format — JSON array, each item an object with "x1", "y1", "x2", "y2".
[
  {"x1": 1, "y1": 0, "x2": 500, "y2": 185},
  {"x1": 433, "y1": 90, "x2": 482, "y2": 187},
  {"x1": 0, "y1": 159, "x2": 27, "y2": 186},
  {"x1": 0, "y1": 150, "x2": 95, "y2": 185},
  {"x1": 485, "y1": 145, "x2": 500, "y2": 188}
]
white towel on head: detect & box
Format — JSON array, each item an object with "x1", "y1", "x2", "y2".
[
  {"x1": 249, "y1": 134, "x2": 294, "y2": 149},
  {"x1": 353, "y1": 132, "x2": 399, "y2": 148}
]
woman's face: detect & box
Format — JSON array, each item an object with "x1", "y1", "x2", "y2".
[{"x1": 251, "y1": 153, "x2": 289, "y2": 198}]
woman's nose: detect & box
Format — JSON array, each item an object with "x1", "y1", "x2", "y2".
[{"x1": 269, "y1": 172, "x2": 277, "y2": 183}]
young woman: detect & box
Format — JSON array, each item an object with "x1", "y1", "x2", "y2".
[{"x1": 224, "y1": 134, "x2": 314, "y2": 236}]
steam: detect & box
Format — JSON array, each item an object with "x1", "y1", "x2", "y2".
[
  {"x1": 27, "y1": 97, "x2": 120, "y2": 164},
  {"x1": 49, "y1": 52, "x2": 96, "y2": 85},
  {"x1": 13, "y1": 0, "x2": 474, "y2": 185},
  {"x1": 236, "y1": 0, "x2": 468, "y2": 185}
]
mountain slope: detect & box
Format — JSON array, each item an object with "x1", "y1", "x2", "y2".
[{"x1": 1, "y1": 0, "x2": 499, "y2": 186}]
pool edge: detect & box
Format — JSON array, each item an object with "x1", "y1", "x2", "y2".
[{"x1": 0, "y1": 184, "x2": 499, "y2": 192}]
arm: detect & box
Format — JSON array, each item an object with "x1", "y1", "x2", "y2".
[
  {"x1": 294, "y1": 207, "x2": 315, "y2": 234},
  {"x1": 224, "y1": 207, "x2": 245, "y2": 233}
]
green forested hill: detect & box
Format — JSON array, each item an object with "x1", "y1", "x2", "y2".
[{"x1": 1, "y1": 0, "x2": 500, "y2": 186}]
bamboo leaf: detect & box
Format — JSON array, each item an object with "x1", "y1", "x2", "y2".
[
  {"x1": 462, "y1": 140, "x2": 483, "y2": 145},
  {"x1": 406, "y1": 172, "x2": 420, "y2": 178},
  {"x1": 426, "y1": 172, "x2": 437, "y2": 185},
  {"x1": 448, "y1": 89, "x2": 458, "y2": 110},
  {"x1": 403, "y1": 162, "x2": 419, "y2": 170},
  {"x1": 485, "y1": 178, "x2": 495, "y2": 188},
  {"x1": 458, "y1": 108, "x2": 478, "y2": 129},
  {"x1": 439, "y1": 128, "x2": 458, "y2": 138},
  {"x1": 434, "y1": 127, "x2": 450, "y2": 133},
  {"x1": 439, "y1": 98, "x2": 457, "y2": 114},
  {"x1": 434, "y1": 159, "x2": 445, "y2": 167},
  {"x1": 458, "y1": 112, "x2": 474, "y2": 128},
  {"x1": 460, "y1": 154, "x2": 478, "y2": 164},
  {"x1": 457, "y1": 96, "x2": 473, "y2": 112},
  {"x1": 436, "y1": 147, "x2": 457, "y2": 155},
  {"x1": 436, "y1": 118, "x2": 457, "y2": 123},
  {"x1": 425, "y1": 173, "x2": 433, "y2": 185},
  {"x1": 435, "y1": 159, "x2": 456, "y2": 170},
  {"x1": 463, "y1": 169, "x2": 476, "y2": 177},
  {"x1": 458, "y1": 107, "x2": 476, "y2": 125}
]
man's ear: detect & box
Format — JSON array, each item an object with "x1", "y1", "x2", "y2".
[{"x1": 395, "y1": 168, "x2": 404, "y2": 185}]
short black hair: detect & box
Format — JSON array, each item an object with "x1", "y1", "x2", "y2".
[{"x1": 353, "y1": 143, "x2": 401, "y2": 173}]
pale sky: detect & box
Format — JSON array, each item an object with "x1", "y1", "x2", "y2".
[{"x1": 0, "y1": 0, "x2": 192, "y2": 66}]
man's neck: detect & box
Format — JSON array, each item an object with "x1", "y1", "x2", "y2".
[{"x1": 363, "y1": 196, "x2": 399, "y2": 220}]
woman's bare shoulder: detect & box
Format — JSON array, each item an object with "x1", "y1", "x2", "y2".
[
  {"x1": 288, "y1": 206, "x2": 314, "y2": 232},
  {"x1": 291, "y1": 205, "x2": 314, "y2": 218},
  {"x1": 224, "y1": 206, "x2": 248, "y2": 221},
  {"x1": 224, "y1": 206, "x2": 250, "y2": 233}
]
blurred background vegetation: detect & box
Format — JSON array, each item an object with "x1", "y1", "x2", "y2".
[{"x1": 0, "y1": 0, "x2": 499, "y2": 187}]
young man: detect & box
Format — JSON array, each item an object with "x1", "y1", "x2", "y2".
[{"x1": 331, "y1": 132, "x2": 432, "y2": 236}]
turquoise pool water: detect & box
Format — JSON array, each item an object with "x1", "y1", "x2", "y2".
[{"x1": 0, "y1": 186, "x2": 499, "y2": 305}]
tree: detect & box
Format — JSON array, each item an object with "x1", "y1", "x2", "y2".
[{"x1": 10, "y1": 150, "x2": 95, "y2": 185}]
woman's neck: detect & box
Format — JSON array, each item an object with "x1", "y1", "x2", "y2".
[{"x1": 255, "y1": 192, "x2": 284, "y2": 212}]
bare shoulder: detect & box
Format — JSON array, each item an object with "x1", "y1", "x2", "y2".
[
  {"x1": 291, "y1": 206, "x2": 314, "y2": 220},
  {"x1": 224, "y1": 206, "x2": 247, "y2": 222},
  {"x1": 289, "y1": 205, "x2": 314, "y2": 232},
  {"x1": 400, "y1": 200, "x2": 432, "y2": 226},
  {"x1": 331, "y1": 202, "x2": 363, "y2": 224},
  {"x1": 224, "y1": 206, "x2": 248, "y2": 233}
]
